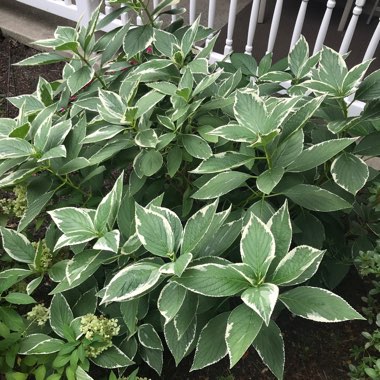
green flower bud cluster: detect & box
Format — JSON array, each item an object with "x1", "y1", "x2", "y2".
[
  {"x1": 26, "y1": 304, "x2": 49, "y2": 326},
  {"x1": 80, "y1": 314, "x2": 120, "y2": 358},
  {"x1": 32, "y1": 239, "x2": 53, "y2": 272},
  {"x1": 0, "y1": 185, "x2": 27, "y2": 217}
]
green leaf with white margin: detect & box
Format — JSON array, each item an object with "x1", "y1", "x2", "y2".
[
  {"x1": 0, "y1": 227, "x2": 34, "y2": 263},
  {"x1": 15, "y1": 52, "x2": 67, "y2": 66},
  {"x1": 0, "y1": 138, "x2": 34, "y2": 159},
  {"x1": 226, "y1": 304, "x2": 263, "y2": 368},
  {"x1": 138, "y1": 324, "x2": 163, "y2": 350},
  {"x1": 191, "y1": 152, "x2": 254, "y2": 174},
  {"x1": 241, "y1": 213, "x2": 275, "y2": 280},
  {"x1": 158, "y1": 282, "x2": 187, "y2": 323},
  {"x1": 67, "y1": 66, "x2": 93, "y2": 95},
  {"x1": 181, "y1": 15, "x2": 200, "y2": 56},
  {"x1": 160, "y1": 254, "x2": 192, "y2": 276},
  {"x1": 90, "y1": 345, "x2": 134, "y2": 368},
  {"x1": 5, "y1": 292, "x2": 36, "y2": 305},
  {"x1": 288, "y1": 36, "x2": 309, "y2": 78},
  {"x1": 135, "y1": 129, "x2": 159, "y2": 148},
  {"x1": 209, "y1": 123, "x2": 257, "y2": 143},
  {"x1": 282, "y1": 184, "x2": 351, "y2": 212},
  {"x1": 192, "y1": 171, "x2": 251, "y2": 200},
  {"x1": 140, "y1": 345, "x2": 163, "y2": 375},
  {"x1": 331, "y1": 153, "x2": 369, "y2": 195},
  {"x1": 191, "y1": 312, "x2": 229, "y2": 370},
  {"x1": 19, "y1": 334, "x2": 65, "y2": 355},
  {"x1": 270, "y1": 246, "x2": 325, "y2": 285},
  {"x1": 93, "y1": 230, "x2": 120, "y2": 253},
  {"x1": 234, "y1": 90, "x2": 268, "y2": 134},
  {"x1": 82, "y1": 125, "x2": 125, "y2": 144},
  {"x1": 37, "y1": 145, "x2": 66, "y2": 162},
  {"x1": 123, "y1": 25, "x2": 154, "y2": 60},
  {"x1": 182, "y1": 134, "x2": 212, "y2": 159},
  {"x1": 172, "y1": 264, "x2": 251, "y2": 297},
  {"x1": 150, "y1": 205, "x2": 183, "y2": 253},
  {"x1": 252, "y1": 320, "x2": 284, "y2": 380},
  {"x1": 76, "y1": 366, "x2": 94, "y2": 380},
  {"x1": 135, "y1": 203, "x2": 174, "y2": 257},
  {"x1": 48, "y1": 208, "x2": 98, "y2": 250},
  {"x1": 49, "y1": 293, "x2": 74, "y2": 338},
  {"x1": 280, "y1": 286, "x2": 365, "y2": 322},
  {"x1": 134, "y1": 149, "x2": 163, "y2": 177},
  {"x1": 164, "y1": 315, "x2": 197, "y2": 366},
  {"x1": 181, "y1": 200, "x2": 218, "y2": 255},
  {"x1": 267, "y1": 201, "x2": 292, "y2": 272},
  {"x1": 102, "y1": 262, "x2": 161, "y2": 303},
  {"x1": 135, "y1": 91, "x2": 165, "y2": 119},
  {"x1": 241, "y1": 284, "x2": 279, "y2": 326},
  {"x1": 173, "y1": 291, "x2": 198, "y2": 340},
  {"x1": 94, "y1": 172, "x2": 123, "y2": 233},
  {"x1": 287, "y1": 138, "x2": 357, "y2": 172},
  {"x1": 257, "y1": 167, "x2": 285, "y2": 195}
]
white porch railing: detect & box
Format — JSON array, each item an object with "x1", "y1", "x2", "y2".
[{"x1": 14, "y1": 0, "x2": 380, "y2": 63}]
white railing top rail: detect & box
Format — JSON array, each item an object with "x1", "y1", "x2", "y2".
[{"x1": 13, "y1": 0, "x2": 380, "y2": 64}]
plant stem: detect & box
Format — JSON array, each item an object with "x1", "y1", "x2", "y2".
[
  {"x1": 137, "y1": 0, "x2": 155, "y2": 26},
  {"x1": 76, "y1": 51, "x2": 107, "y2": 89}
]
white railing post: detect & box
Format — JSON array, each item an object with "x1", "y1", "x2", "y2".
[
  {"x1": 313, "y1": 0, "x2": 336, "y2": 54},
  {"x1": 363, "y1": 18, "x2": 380, "y2": 61},
  {"x1": 290, "y1": 0, "x2": 309, "y2": 51},
  {"x1": 224, "y1": 0, "x2": 238, "y2": 55},
  {"x1": 189, "y1": 0, "x2": 197, "y2": 24},
  {"x1": 244, "y1": 0, "x2": 261, "y2": 55},
  {"x1": 340, "y1": 0, "x2": 366, "y2": 54},
  {"x1": 206, "y1": 0, "x2": 217, "y2": 45},
  {"x1": 76, "y1": 0, "x2": 99, "y2": 25},
  {"x1": 266, "y1": 0, "x2": 283, "y2": 53}
]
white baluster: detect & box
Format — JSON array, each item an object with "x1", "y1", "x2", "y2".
[
  {"x1": 189, "y1": 0, "x2": 197, "y2": 24},
  {"x1": 171, "y1": 3, "x2": 178, "y2": 22},
  {"x1": 266, "y1": 0, "x2": 283, "y2": 53},
  {"x1": 153, "y1": 0, "x2": 159, "y2": 7},
  {"x1": 206, "y1": 0, "x2": 216, "y2": 45},
  {"x1": 224, "y1": 0, "x2": 238, "y2": 55},
  {"x1": 363, "y1": 18, "x2": 380, "y2": 61},
  {"x1": 64, "y1": 0, "x2": 72, "y2": 5},
  {"x1": 244, "y1": 0, "x2": 261, "y2": 55},
  {"x1": 121, "y1": 9, "x2": 130, "y2": 25},
  {"x1": 290, "y1": 0, "x2": 310, "y2": 50},
  {"x1": 137, "y1": 13, "x2": 143, "y2": 25},
  {"x1": 76, "y1": 0, "x2": 98, "y2": 25},
  {"x1": 105, "y1": 0, "x2": 112, "y2": 15},
  {"x1": 313, "y1": 0, "x2": 336, "y2": 54},
  {"x1": 258, "y1": 0, "x2": 267, "y2": 23},
  {"x1": 340, "y1": 0, "x2": 366, "y2": 54}
]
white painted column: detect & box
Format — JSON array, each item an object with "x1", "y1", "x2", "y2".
[
  {"x1": 244, "y1": 0, "x2": 261, "y2": 55},
  {"x1": 313, "y1": 0, "x2": 336, "y2": 54},
  {"x1": 206, "y1": 0, "x2": 216, "y2": 45},
  {"x1": 224, "y1": 0, "x2": 238, "y2": 55},
  {"x1": 189, "y1": 0, "x2": 197, "y2": 24},
  {"x1": 363, "y1": 18, "x2": 380, "y2": 61},
  {"x1": 266, "y1": 0, "x2": 283, "y2": 53},
  {"x1": 290, "y1": 0, "x2": 310, "y2": 51},
  {"x1": 76, "y1": 0, "x2": 98, "y2": 25},
  {"x1": 340, "y1": 0, "x2": 366, "y2": 54}
]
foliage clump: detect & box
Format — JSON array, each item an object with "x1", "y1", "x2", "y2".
[{"x1": 0, "y1": 0, "x2": 379, "y2": 379}]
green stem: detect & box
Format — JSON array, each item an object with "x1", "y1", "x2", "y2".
[
  {"x1": 264, "y1": 146, "x2": 272, "y2": 169},
  {"x1": 137, "y1": 0, "x2": 155, "y2": 26},
  {"x1": 46, "y1": 168, "x2": 86, "y2": 196},
  {"x1": 76, "y1": 51, "x2": 107, "y2": 89}
]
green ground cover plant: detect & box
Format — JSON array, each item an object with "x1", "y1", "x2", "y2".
[{"x1": 0, "y1": 0, "x2": 380, "y2": 378}]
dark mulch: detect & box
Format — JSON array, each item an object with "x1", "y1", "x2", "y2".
[
  {"x1": 0, "y1": 34, "x2": 64, "y2": 118},
  {"x1": 0, "y1": 36, "x2": 371, "y2": 380}
]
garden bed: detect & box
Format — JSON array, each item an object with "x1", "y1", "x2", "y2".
[{"x1": 0, "y1": 35, "x2": 371, "y2": 380}]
